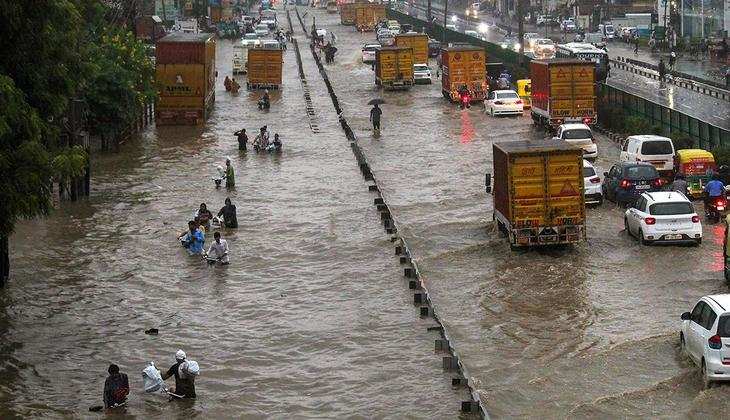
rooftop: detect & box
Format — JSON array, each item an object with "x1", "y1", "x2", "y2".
[{"x1": 493, "y1": 140, "x2": 582, "y2": 154}]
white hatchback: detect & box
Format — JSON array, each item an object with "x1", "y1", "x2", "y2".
[
  {"x1": 484, "y1": 90, "x2": 523, "y2": 116},
  {"x1": 413, "y1": 63, "x2": 432, "y2": 84},
  {"x1": 554, "y1": 123, "x2": 597, "y2": 159},
  {"x1": 362, "y1": 44, "x2": 380, "y2": 63},
  {"x1": 583, "y1": 159, "x2": 603, "y2": 205},
  {"x1": 681, "y1": 294, "x2": 730, "y2": 388},
  {"x1": 624, "y1": 191, "x2": 702, "y2": 245}
]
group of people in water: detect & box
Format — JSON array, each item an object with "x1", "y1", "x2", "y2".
[
  {"x1": 234, "y1": 125, "x2": 282, "y2": 153},
  {"x1": 102, "y1": 349, "x2": 199, "y2": 409},
  {"x1": 178, "y1": 199, "x2": 238, "y2": 264},
  {"x1": 223, "y1": 76, "x2": 241, "y2": 93}
]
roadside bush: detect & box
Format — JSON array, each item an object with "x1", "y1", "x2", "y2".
[
  {"x1": 671, "y1": 132, "x2": 695, "y2": 150},
  {"x1": 712, "y1": 146, "x2": 730, "y2": 167},
  {"x1": 624, "y1": 116, "x2": 652, "y2": 135}
]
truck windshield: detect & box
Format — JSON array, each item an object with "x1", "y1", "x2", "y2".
[
  {"x1": 623, "y1": 166, "x2": 658, "y2": 179},
  {"x1": 641, "y1": 141, "x2": 673, "y2": 155},
  {"x1": 649, "y1": 202, "x2": 694, "y2": 215}
]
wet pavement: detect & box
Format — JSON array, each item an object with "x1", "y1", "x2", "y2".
[
  {"x1": 304, "y1": 6, "x2": 730, "y2": 418},
  {"x1": 0, "y1": 22, "x2": 469, "y2": 417}
]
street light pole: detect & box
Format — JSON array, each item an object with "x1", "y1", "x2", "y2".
[{"x1": 442, "y1": 0, "x2": 448, "y2": 44}]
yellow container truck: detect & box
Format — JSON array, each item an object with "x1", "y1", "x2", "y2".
[
  {"x1": 375, "y1": 46, "x2": 414, "y2": 90},
  {"x1": 394, "y1": 33, "x2": 429, "y2": 64}
]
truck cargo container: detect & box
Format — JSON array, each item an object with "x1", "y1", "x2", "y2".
[
  {"x1": 155, "y1": 33, "x2": 216, "y2": 125},
  {"x1": 135, "y1": 15, "x2": 166, "y2": 42},
  {"x1": 440, "y1": 45, "x2": 487, "y2": 102},
  {"x1": 530, "y1": 59, "x2": 596, "y2": 128},
  {"x1": 486, "y1": 141, "x2": 586, "y2": 248},
  {"x1": 355, "y1": 4, "x2": 386, "y2": 31},
  {"x1": 247, "y1": 48, "x2": 283, "y2": 89},
  {"x1": 375, "y1": 47, "x2": 414, "y2": 90},
  {"x1": 394, "y1": 33, "x2": 429, "y2": 64},
  {"x1": 340, "y1": 2, "x2": 357, "y2": 25}
]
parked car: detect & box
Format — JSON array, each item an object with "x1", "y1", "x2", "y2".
[
  {"x1": 361, "y1": 43, "x2": 380, "y2": 63},
  {"x1": 602, "y1": 162, "x2": 663, "y2": 206},
  {"x1": 625, "y1": 191, "x2": 702, "y2": 245},
  {"x1": 254, "y1": 23, "x2": 270, "y2": 37},
  {"x1": 598, "y1": 23, "x2": 616, "y2": 40},
  {"x1": 554, "y1": 123, "x2": 597, "y2": 159},
  {"x1": 561, "y1": 19, "x2": 576, "y2": 32},
  {"x1": 413, "y1": 63, "x2": 432, "y2": 84},
  {"x1": 680, "y1": 294, "x2": 730, "y2": 388},
  {"x1": 484, "y1": 90, "x2": 524, "y2": 116},
  {"x1": 620, "y1": 135, "x2": 676, "y2": 178},
  {"x1": 533, "y1": 38, "x2": 556, "y2": 58},
  {"x1": 583, "y1": 159, "x2": 603, "y2": 206}
]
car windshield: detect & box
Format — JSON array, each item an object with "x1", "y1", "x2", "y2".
[
  {"x1": 563, "y1": 129, "x2": 591, "y2": 139},
  {"x1": 414, "y1": 65, "x2": 429, "y2": 71},
  {"x1": 582, "y1": 166, "x2": 596, "y2": 177},
  {"x1": 256, "y1": 24, "x2": 268, "y2": 30},
  {"x1": 244, "y1": 34, "x2": 258, "y2": 39},
  {"x1": 623, "y1": 166, "x2": 658, "y2": 179},
  {"x1": 364, "y1": 46, "x2": 378, "y2": 51},
  {"x1": 537, "y1": 39, "x2": 552, "y2": 45},
  {"x1": 649, "y1": 202, "x2": 694, "y2": 215},
  {"x1": 496, "y1": 92, "x2": 518, "y2": 99},
  {"x1": 641, "y1": 140, "x2": 673, "y2": 155}
]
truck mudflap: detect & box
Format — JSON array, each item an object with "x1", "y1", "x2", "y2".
[{"x1": 510, "y1": 225, "x2": 585, "y2": 247}]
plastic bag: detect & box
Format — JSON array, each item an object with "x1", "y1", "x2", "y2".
[
  {"x1": 142, "y1": 362, "x2": 164, "y2": 393},
  {"x1": 180, "y1": 360, "x2": 200, "y2": 378}
]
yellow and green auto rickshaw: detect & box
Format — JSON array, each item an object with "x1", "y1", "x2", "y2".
[
  {"x1": 674, "y1": 149, "x2": 716, "y2": 199},
  {"x1": 516, "y1": 79, "x2": 531, "y2": 110}
]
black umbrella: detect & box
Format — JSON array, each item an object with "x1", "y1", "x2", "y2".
[{"x1": 367, "y1": 98, "x2": 386, "y2": 105}]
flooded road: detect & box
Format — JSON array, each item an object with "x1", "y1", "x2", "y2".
[
  {"x1": 307, "y1": 7, "x2": 730, "y2": 418},
  {"x1": 1, "y1": 22, "x2": 469, "y2": 417}
]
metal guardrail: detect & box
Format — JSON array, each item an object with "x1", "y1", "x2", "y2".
[
  {"x1": 611, "y1": 57, "x2": 730, "y2": 102},
  {"x1": 617, "y1": 56, "x2": 727, "y2": 90},
  {"x1": 601, "y1": 83, "x2": 730, "y2": 149}
]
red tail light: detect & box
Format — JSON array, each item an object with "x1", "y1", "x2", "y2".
[
  {"x1": 692, "y1": 215, "x2": 700, "y2": 223},
  {"x1": 716, "y1": 198, "x2": 727, "y2": 206},
  {"x1": 619, "y1": 179, "x2": 633, "y2": 189},
  {"x1": 644, "y1": 217, "x2": 656, "y2": 225},
  {"x1": 652, "y1": 179, "x2": 663, "y2": 188},
  {"x1": 515, "y1": 99, "x2": 523, "y2": 104},
  {"x1": 709, "y1": 334, "x2": 722, "y2": 349},
  {"x1": 582, "y1": 117, "x2": 592, "y2": 124},
  {"x1": 589, "y1": 177, "x2": 600, "y2": 184}
]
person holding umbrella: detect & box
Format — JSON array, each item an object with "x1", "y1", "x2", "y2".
[{"x1": 368, "y1": 99, "x2": 384, "y2": 135}]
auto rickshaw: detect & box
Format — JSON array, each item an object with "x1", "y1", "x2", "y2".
[
  {"x1": 674, "y1": 149, "x2": 716, "y2": 199},
  {"x1": 516, "y1": 79, "x2": 531, "y2": 110}
]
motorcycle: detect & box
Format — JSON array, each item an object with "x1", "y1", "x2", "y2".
[
  {"x1": 459, "y1": 92, "x2": 471, "y2": 110},
  {"x1": 258, "y1": 98, "x2": 270, "y2": 110},
  {"x1": 706, "y1": 195, "x2": 727, "y2": 223}
]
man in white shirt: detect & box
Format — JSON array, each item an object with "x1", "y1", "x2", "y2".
[{"x1": 206, "y1": 232, "x2": 230, "y2": 265}]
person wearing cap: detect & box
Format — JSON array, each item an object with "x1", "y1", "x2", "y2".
[
  {"x1": 161, "y1": 350, "x2": 196, "y2": 398},
  {"x1": 103, "y1": 364, "x2": 129, "y2": 408}
]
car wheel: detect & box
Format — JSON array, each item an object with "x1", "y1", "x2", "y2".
[
  {"x1": 596, "y1": 195, "x2": 603, "y2": 206},
  {"x1": 639, "y1": 229, "x2": 652, "y2": 245},
  {"x1": 702, "y1": 359, "x2": 714, "y2": 389},
  {"x1": 695, "y1": 238, "x2": 702, "y2": 246}
]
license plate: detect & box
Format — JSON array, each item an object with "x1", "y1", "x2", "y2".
[
  {"x1": 665, "y1": 234, "x2": 683, "y2": 240},
  {"x1": 636, "y1": 184, "x2": 650, "y2": 190}
]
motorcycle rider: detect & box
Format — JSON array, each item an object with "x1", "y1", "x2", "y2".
[
  {"x1": 258, "y1": 90, "x2": 270, "y2": 110},
  {"x1": 704, "y1": 174, "x2": 726, "y2": 214},
  {"x1": 254, "y1": 126, "x2": 270, "y2": 152},
  {"x1": 670, "y1": 173, "x2": 688, "y2": 195}
]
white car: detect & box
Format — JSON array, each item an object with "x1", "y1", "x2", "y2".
[
  {"x1": 241, "y1": 33, "x2": 261, "y2": 47},
  {"x1": 362, "y1": 44, "x2": 380, "y2": 63},
  {"x1": 625, "y1": 191, "x2": 702, "y2": 245},
  {"x1": 261, "y1": 18, "x2": 277, "y2": 30},
  {"x1": 388, "y1": 25, "x2": 401, "y2": 35},
  {"x1": 522, "y1": 32, "x2": 540, "y2": 51},
  {"x1": 254, "y1": 23, "x2": 270, "y2": 37},
  {"x1": 533, "y1": 38, "x2": 556, "y2": 58},
  {"x1": 464, "y1": 30, "x2": 479, "y2": 38},
  {"x1": 561, "y1": 19, "x2": 576, "y2": 32},
  {"x1": 583, "y1": 159, "x2": 603, "y2": 205},
  {"x1": 484, "y1": 90, "x2": 523, "y2": 116},
  {"x1": 554, "y1": 123, "x2": 597, "y2": 159},
  {"x1": 378, "y1": 32, "x2": 395, "y2": 46},
  {"x1": 680, "y1": 294, "x2": 730, "y2": 387},
  {"x1": 316, "y1": 28, "x2": 328, "y2": 38},
  {"x1": 413, "y1": 63, "x2": 432, "y2": 84}
]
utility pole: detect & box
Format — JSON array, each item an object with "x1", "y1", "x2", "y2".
[
  {"x1": 442, "y1": 0, "x2": 448, "y2": 44},
  {"x1": 161, "y1": 0, "x2": 168, "y2": 23},
  {"x1": 427, "y1": 0, "x2": 431, "y2": 23},
  {"x1": 517, "y1": 0, "x2": 524, "y2": 63}
]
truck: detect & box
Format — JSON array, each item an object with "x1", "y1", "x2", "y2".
[
  {"x1": 340, "y1": 3, "x2": 357, "y2": 25},
  {"x1": 155, "y1": 33, "x2": 216, "y2": 125},
  {"x1": 440, "y1": 45, "x2": 487, "y2": 103},
  {"x1": 486, "y1": 141, "x2": 586, "y2": 248},
  {"x1": 246, "y1": 48, "x2": 283, "y2": 89},
  {"x1": 232, "y1": 42, "x2": 250, "y2": 75},
  {"x1": 394, "y1": 33, "x2": 429, "y2": 64},
  {"x1": 529, "y1": 59, "x2": 596, "y2": 128},
  {"x1": 375, "y1": 47, "x2": 414, "y2": 90},
  {"x1": 355, "y1": 4, "x2": 386, "y2": 31}
]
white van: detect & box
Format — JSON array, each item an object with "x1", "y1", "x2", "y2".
[{"x1": 620, "y1": 135, "x2": 675, "y2": 176}]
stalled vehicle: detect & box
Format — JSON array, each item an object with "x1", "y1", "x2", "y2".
[
  {"x1": 362, "y1": 44, "x2": 380, "y2": 63},
  {"x1": 533, "y1": 39, "x2": 556, "y2": 59},
  {"x1": 413, "y1": 63, "x2": 432, "y2": 84},
  {"x1": 675, "y1": 149, "x2": 716, "y2": 199},
  {"x1": 375, "y1": 46, "x2": 414, "y2": 90},
  {"x1": 530, "y1": 59, "x2": 596, "y2": 128},
  {"x1": 254, "y1": 24, "x2": 270, "y2": 37},
  {"x1": 484, "y1": 90, "x2": 523, "y2": 116},
  {"x1": 602, "y1": 162, "x2": 663, "y2": 206},
  {"x1": 440, "y1": 45, "x2": 487, "y2": 103},
  {"x1": 516, "y1": 79, "x2": 531, "y2": 109},
  {"x1": 620, "y1": 135, "x2": 676, "y2": 179},
  {"x1": 428, "y1": 38, "x2": 441, "y2": 57},
  {"x1": 485, "y1": 140, "x2": 585, "y2": 248},
  {"x1": 625, "y1": 192, "x2": 702, "y2": 245},
  {"x1": 582, "y1": 159, "x2": 603, "y2": 205},
  {"x1": 395, "y1": 33, "x2": 429, "y2": 63},
  {"x1": 553, "y1": 123, "x2": 597, "y2": 159},
  {"x1": 680, "y1": 294, "x2": 730, "y2": 388}
]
